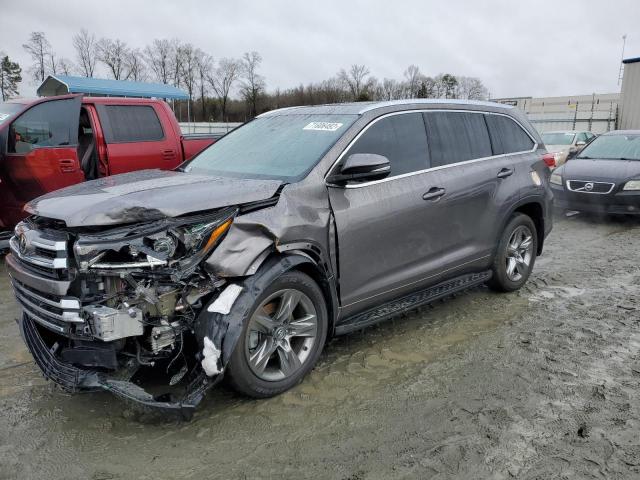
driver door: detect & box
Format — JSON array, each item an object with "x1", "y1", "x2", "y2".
[{"x1": 1, "y1": 96, "x2": 83, "y2": 225}]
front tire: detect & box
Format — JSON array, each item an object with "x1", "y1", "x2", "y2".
[
  {"x1": 227, "y1": 270, "x2": 328, "y2": 398},
  {"x1": 488, "y1": 213, "x2": 538, "y2": 292}
]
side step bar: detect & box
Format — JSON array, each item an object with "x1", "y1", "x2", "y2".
[{"x1": 335, "y1": 271, "x2": 492, "y2": 335}]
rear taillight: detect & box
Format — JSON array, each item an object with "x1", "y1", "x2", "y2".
[{"x1": 542, "y1": 153, "x2": 556, "y2": 168}]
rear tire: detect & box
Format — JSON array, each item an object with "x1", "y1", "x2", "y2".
[
  {"x1": 488, "y1": 213, "x2": 538, "y2": 292},
  {"x1": 227, "y1": 270, "x2": 328, "y2": 398}
]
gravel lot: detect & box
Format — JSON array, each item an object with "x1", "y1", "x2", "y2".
[{"x1": 1, "y1": 213, "x2": 639, "y2": 480}]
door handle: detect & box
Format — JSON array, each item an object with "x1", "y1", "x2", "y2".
[
  {"x1": 422, "y1": 187, "x2": 446, "y2": 201},
  {"x1": 58, "y1": 158, "x2": 77, "y2": 173},
  {"x1": 497, "y1": 168, "x2": 514, "y2": 179},
  {"x1": 162, "y1": 149, "x2": 177, "y2": 161}
]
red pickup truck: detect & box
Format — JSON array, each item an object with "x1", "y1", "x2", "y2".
[{"x1": 0, "y1": 94, "x2": 219, "y2": 245}]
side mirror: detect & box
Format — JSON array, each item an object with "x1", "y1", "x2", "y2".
[
  {"x1": 327, "y1": 153, "x2": 391, "y2": 185},
  {"x1": 576, "y1": 140, "x2": 586, "y2": 147}
]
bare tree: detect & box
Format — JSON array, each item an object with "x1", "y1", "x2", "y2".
[
  {"x1": 144, "y1": 38, "x2": 174, "y2": 84},
  {"x1": 403, "y1": 65, "x2": 423, "y2": 98},
  {"x1": 338, "y1": 64, "x2": 373, "y2": 101},
  {"x1": 196, "y1": 52, "x2": 212, "y2": 120},
  {"x1": 379, "y1": 78, "x2": 403, "y2": 100},
  {"x1": 455, "y1": 76, "x2": 489, "y2": 100},
  {"x1": 97, "y1": 38, "x2": 130, "y2": 80},
  {"x1": 208, "y1": 57, "x2": 241, "y2": 121},
  {"x1": 56, "y1": 58, "x2": 73, "y2": 76},
  {"x1": 179, "y1": 43, "x2": 199, "y2": 116},
  {"x1": 126, "y1": 49, "x2": 146, "y2": 81},
  {"x1": 171, "y1": 40, "x2": 183, "y2": 87},
  {"x1": 240, "y1": 51, "x2": 265, "y2": 117},
  {"x1": 23, "y1": 31, "x2": 51, "y2": 82},
  {"x1": 73, "y1": 29, "x2": 97, "y2": 77}
]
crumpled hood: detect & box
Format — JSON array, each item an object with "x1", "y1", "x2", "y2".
[
  {"x1": 25, "y1": 169, "x2": 282, "y2": 227},
  {"x1": 560, "y1": 159, "x2": 640, "y2": 182}
]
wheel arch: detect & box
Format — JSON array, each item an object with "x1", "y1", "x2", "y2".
[{"x1": 498, "y1": 198, "x2": 546, "y2": 256}]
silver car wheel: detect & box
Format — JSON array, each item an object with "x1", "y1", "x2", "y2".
[
  {"x1": 245, "y1": 288, "x2": 318, "y2": 382},
  {"x1": 505, "y1": 225, "x2": 534, "y2": 282}
]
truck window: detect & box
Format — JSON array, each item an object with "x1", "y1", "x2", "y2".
[
  {"x1": 7, "y1": 100, "x2": 77, "y2": 154},
  {"x1": 98, "y1": 105, "x2": 164, "y2": 143},
  {"x1": 423, "y1": 111, "x2": 492, "y2": 167},
  {"x1": 347, "y1": 112, "x2": 429, "y2": 176},
  {"x1": 485, "y1": 114, "x2": 535, "y2": 155}
]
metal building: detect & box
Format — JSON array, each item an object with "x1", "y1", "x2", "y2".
[
  {"x1": 492, "y1": 93, "x2": 619, "y2": 134},
  {"x1": 619, "y1": 57, "x2": 640, "y2": 129}
]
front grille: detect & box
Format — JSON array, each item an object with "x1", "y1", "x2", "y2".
[
  {"x1": 566, "y1": 180, "x2": 615, "y2": 194},
  {"x1": 11, "y1": 278, "x2": 82, "y2": 335},
  {"x1": 9, "y1": 224, "x2": 71, "y2": 280}
]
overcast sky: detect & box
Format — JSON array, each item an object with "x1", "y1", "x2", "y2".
[{"x1": 2, "y1": 0, "x2": 639, "y2": 99}]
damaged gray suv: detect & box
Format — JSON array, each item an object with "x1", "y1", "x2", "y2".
[{"x1": 7, "y1": 99, "x2": 552, "y2": 417}]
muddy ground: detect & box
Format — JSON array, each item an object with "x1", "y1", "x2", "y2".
[{"x1": 1, "y1": 213, "x2": 639, "y2": 479}]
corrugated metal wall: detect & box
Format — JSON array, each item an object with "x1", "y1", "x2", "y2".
[
  {"x1": 493, "y1": 93, "x2": 619, "y2": 134},
  {"x1": 619, "y1": 61, "x2": 640, "y2": 130}
]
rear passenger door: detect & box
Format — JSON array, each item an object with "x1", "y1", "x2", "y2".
[
  {"x1": 422, "y1": 111, "x2": 526, "y2": 267},
  {"x1": 95, "y1": 104, "x2": 182, "y2": 175}
]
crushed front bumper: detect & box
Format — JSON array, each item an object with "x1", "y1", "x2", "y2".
[{"x1": 19, "y1": 314, "x2": 217, "y2": 420}]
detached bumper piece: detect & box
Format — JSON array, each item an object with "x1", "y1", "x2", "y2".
[{"x1": 19, "y1": 314, "x2": 216, "y2": 420}]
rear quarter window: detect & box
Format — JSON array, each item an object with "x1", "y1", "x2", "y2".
[
  {"x1": 98, "y1": 105, "x2": 164, "y2": 143},
  {"x1": 423, "y1": 111, "x2": 492, "y2": 167},
  {"x1": 485, "y1": 114, "x2": 534, "y2": 154}
]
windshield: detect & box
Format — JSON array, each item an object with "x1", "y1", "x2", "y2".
[
  {"x1": 577, "y1": 134, "x2": 640, "y2": 160},
  {"x1": 542, "y1": 132, "x2": 575, "y2": 145},
  {"x1": 185, "y1": 114, "x2": 358, "y2": 181},
  {"x1": 0, "y1": 103, "x2": 24, "y2": 125}
]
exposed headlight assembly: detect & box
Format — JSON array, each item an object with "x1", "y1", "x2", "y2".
[
  {"x1": 550, "y1": 173, "x2": 563, "y2": 186},
  {"x1": 74, "y1": 208, "x2": 237, "y2": 270},
  {"x1": 623, "y1": 180, "x2": 640, "y2": 191}
]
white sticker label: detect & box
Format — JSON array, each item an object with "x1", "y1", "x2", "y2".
[
  {"x1": 303, "y1": 122, "x2": 343, "y2": 132},
  {"x1": 0, "y1": 113, "x2": 10, "y2": 122}
]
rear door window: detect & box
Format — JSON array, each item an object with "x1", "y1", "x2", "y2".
[
  {"x1": 346, "y1": 112, "x2": 429, "y2": 176},
  {"x1": 423, "y1": 111, "x2": 492, "y2": 167},
  {"x1": 485, "y1": 114, "x2": 535, "y2": 155},
  {"x1": 97, "y1": 105, "x2": 164, "y2": 143},
  {"x1": 8, "y1": 99, "x2": 80, "y2": 154}
]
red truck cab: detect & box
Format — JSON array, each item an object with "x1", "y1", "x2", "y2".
[{"x1": 0, "y1": 95, "x2": 219, "y2": 245}]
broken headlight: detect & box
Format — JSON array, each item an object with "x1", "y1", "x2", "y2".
[{"x1": 73, "y1": 208, "x2": 236, "y2": 270}]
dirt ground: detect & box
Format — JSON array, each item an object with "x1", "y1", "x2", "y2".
[{"x1": 1, "y1": 213, "x2": 639, "y2": 480}]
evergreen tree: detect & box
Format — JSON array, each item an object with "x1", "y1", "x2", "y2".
[{"x1": 0, "y1": 55, "x2": 22, "y2": 101}]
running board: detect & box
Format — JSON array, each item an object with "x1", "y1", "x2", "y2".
[{"x1": 335, "y1": 271, "x2": 492, "y2": 335}]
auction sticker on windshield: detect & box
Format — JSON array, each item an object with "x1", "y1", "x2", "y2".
[
  {"x1": 0, "y1": 113, "x2": 11, "y2": 123},
  {"x1": 303, "y1": 122, "x2": 343, "y2": 131}
]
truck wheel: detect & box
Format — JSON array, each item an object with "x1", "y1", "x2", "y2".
[
  {"x1": 227, "y1": 270, "x2": 328, "y2": 398},
  {"x1": 488, "y1": 213, "x2": 538, "y2": 292}
]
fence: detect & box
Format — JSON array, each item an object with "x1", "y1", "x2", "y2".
[{"x1": 179, "y1": 122, "x2": 242, "y2": 135}]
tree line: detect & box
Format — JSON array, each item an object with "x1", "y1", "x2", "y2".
[{"x1": 1, "y1": 30, "x2": 490, "y2": 122}]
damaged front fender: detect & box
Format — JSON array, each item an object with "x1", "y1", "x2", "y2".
[{"x1": 195, "y1": 255, "x2": 319, "y2": 376}]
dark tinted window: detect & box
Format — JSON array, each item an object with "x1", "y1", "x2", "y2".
[
  {"x1": 99, "y1": 105, "x2": 164, "y2": 143},
  {"x1": 347, "y1": 113, "x2": 429, "y2": 175},
  {"x1": 423, "y1": 111, "x2": 492, "y2": 167},
  {"x1": 485, "y1": 114, "x2": 534, "y2": 154},
  {"x1": 8, "y1": 99, "x2": 79, "y2": 154}
]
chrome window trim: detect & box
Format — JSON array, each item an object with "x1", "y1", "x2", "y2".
[
  {"x1": 566, "y1": 179, "x2": 615, "y2": 195},
  {"x1": 325, "y1": 109, "x2": 538, "y2": 189}
]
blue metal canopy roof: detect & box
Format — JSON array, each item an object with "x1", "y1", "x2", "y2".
[{"x1": 37, "y1": 74, "x2": 189, "y2": 100}]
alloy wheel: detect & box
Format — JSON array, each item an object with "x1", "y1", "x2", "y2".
[
  {"x1": 505, "y1": 225, "x2": 534, "y2": 282},
  {"x1": 244, "y1": 289, "x2": 318, "y2": 382}
]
